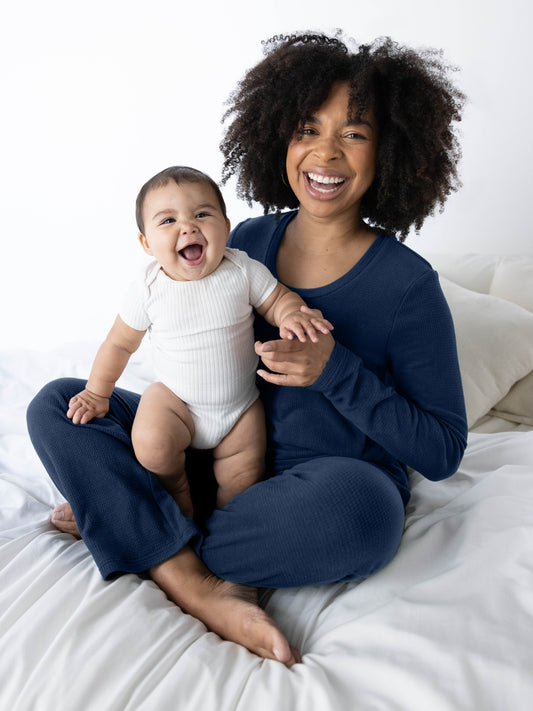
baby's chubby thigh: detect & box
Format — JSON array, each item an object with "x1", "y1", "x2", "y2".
[
  {"x1": 131, "y1": 382, "x2": 194, "y2": 475},
  {"x1": 212, "y1": 398, "x2": 267, "y2": 509}
]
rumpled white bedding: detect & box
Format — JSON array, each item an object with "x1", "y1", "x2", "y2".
[{"x1": 1, "y1": 345, "x2": 533, "y2": 711}]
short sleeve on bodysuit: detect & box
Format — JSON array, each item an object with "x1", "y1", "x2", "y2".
[
  {"x1": 118, "y1": 261, "x2": 159, "y2": 331},
  {"x1": 224, "y1": 248, "x2": 278, "y2": 309}
]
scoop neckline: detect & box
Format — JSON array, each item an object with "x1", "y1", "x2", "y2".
[{"x1": 265, "y1": 210, "x2": 388, "y2": 297}]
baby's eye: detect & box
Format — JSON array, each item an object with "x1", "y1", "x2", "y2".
[
  {"x1": 195, "y1": 211, "x2": 210, "y2": 219},
  {"x1": 161, "y1": 217, "x2": 175, "y2": 225}
]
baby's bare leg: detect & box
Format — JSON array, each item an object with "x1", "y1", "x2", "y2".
[
  {"x1": 213, "y1": 398, "x2": 266, "y2": 509},
  {"x1": 132, "y1": 383, "x2": 195, "y2": 518}
]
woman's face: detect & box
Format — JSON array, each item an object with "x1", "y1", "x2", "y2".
[{"x1": 285, "y1": 81, "x2": 377, "y2": 222}]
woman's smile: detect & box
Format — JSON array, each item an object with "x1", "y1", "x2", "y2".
[{"x1": 304, "y1": 170, "x2": 348, "y2": 198}]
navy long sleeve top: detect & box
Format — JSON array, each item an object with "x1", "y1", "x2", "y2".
[{"x1": 229, "y1": 211, "x2": 468, "y2": 504}]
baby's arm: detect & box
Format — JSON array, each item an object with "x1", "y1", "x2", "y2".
[
  {"x1": 257, "y1": 283, "x2": 333, "y2": 343},
  {"x1": 67, "y1": 316, "x2": 146, "y2": 424}
]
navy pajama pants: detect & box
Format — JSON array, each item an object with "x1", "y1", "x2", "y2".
[{"x1": 26, "y1": 378, "x2": 406, "y2": 586}]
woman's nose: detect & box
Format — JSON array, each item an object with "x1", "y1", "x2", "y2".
[{"x1": 314, "y1": 135, "x2": 342, "y2": 161}]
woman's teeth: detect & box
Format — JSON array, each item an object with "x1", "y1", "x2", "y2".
[
  {"x1": 307, "y1": 172, "x2": 345, "y2": 185},
  {"x1": 306, "y1": 172, "x2": 345, "y2": 192}
]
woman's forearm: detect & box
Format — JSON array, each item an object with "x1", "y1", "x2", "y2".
[{"x1": 309, "y1": 341, "x2": 467, "y2": 481}]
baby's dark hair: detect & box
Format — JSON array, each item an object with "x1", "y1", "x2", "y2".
[
  {"x1": 220, "y1": 32, "x2": 465, "y2": 239},
  {"x1": 136, "y1": 166, "x2": 228, "y2": 234}
]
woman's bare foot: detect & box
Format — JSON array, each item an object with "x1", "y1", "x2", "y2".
[
  {"x1": 50, "y1": 502, "x2": 81, "y2": 538},
  {"x1": 151, "y1": 547, "x2": 301, "y2": 667},
  {"x1": 49, "y1": 504, "x2": 301, "y2": 666}
]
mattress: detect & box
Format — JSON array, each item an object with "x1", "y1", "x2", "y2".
[{"x1": 1, "y1": 253, "x2": 532, "y2": 710}]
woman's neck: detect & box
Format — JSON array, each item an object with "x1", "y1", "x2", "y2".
[
  {"x1": 287, "y1": 209, "x2": 374, "y2": 254},
  {"x1": 277, "y1": 209, "x2": 377, "y2": 289}
]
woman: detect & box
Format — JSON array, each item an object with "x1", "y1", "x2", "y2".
[{"x1": 27, "y1": 32, "x2": 467, "y2": 667}]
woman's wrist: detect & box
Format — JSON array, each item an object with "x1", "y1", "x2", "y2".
[{"x1": 308, "y1": 341, "x2": 360, "y2": 394}]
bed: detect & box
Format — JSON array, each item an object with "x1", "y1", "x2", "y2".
[{"x1": 1, "y1": 253, "x2": 532, "y2": 711}]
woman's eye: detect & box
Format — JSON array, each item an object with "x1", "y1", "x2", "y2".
[{"x1": 295, "y1": 127, "x2": 316, "y2": 139}]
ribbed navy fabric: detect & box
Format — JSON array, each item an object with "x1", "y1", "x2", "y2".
[
  {"x1": 27, "y1": 381, "x2": 202, "y2": 577},
  {"x1": 229, "y1": 212, "x2": 468, "y2": 500},
  {"x1": 26, "y1": 211, "x2": 467, "y2": 586}
]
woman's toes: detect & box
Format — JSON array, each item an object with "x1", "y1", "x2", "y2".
[
  {"x1": 290, "y1": 645, "x2": 303, "y2": 665},
  {"x1": 50, "y1": 503, "x2": 81, "y2": 538}
]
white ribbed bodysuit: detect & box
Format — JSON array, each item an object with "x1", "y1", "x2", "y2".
[{"x1": 119, "y1": 248, "x2": 278, "y2": 449}]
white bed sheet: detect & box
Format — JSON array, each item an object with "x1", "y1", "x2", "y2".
[{"x1": 1, "y1": 345, "x2": 533, "y2": 711}]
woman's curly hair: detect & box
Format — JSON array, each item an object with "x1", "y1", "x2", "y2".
[{"x1": 220, "y1": 32, "x2": 465, "y2": 240}]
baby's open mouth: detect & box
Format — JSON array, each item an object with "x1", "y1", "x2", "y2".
[{"x1": 179, "y1": 244, "x2": 204, "y2": 264}]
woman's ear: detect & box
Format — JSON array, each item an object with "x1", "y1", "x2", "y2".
[
  {"x1": 138, "y1": 233, "x2": 153, "y2": 255},
  {"x1": 225, "y1": 218, "x2": 231, "y2": 236}
]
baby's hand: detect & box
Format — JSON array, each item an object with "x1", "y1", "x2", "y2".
[
  {"x1": 279, "y1": 305, "x2": 333, "y2": 343},
  {"x1": 67, "y1": 389, "x2": 110, "y2": 424}
]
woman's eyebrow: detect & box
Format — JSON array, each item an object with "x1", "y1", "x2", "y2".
[
  {"x1": 305, "y1": 115, "x2": 374, "y2": 130},
  {"x1": 349, "y1": 118, "x2": 374, "y2": 129}
]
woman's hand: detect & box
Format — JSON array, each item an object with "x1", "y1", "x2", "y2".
[
  {"x1": 255, "y1": 332, "x2": 334, "y2": 387},
  {"x1": 67, "y1": 389, "x2": 110, "y2": 424}
]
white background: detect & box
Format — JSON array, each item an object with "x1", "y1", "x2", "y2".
[{"x1": 1, "y1": 0, "x2": 532, "y2": 350}]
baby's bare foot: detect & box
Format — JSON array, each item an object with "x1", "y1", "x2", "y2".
[
  {"x1": 50, "y1": 502, "x2": 81, "y2": 538},
  {"x1": 151, "y1": 548, "x2": 301, "y2": 666}
]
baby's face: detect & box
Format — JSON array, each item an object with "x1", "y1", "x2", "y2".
[{"x1": 139, "y1": 181, "x2": 230, "y2": 281}]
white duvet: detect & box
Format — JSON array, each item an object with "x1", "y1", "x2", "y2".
[{"x1": 1, "y1": 345, "x2": 533, "y2": 711}]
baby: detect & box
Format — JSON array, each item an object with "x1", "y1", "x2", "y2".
[{"x1": 67, "y1": 166, "x2": 332, "y2": 517}]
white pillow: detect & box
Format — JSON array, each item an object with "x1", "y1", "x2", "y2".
[
  {"x1": 439, "y1": 277, "x2": 533, "y2": 428},
  {"x1": 491, "y1": 371, "x2": 533, "y2": 426},
  {"x1": 430, "y1": 254, "x2": 500, "y2": 293},
  {"x1": 489, "y1": 258, "x2": 533, "y2": 313}
]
